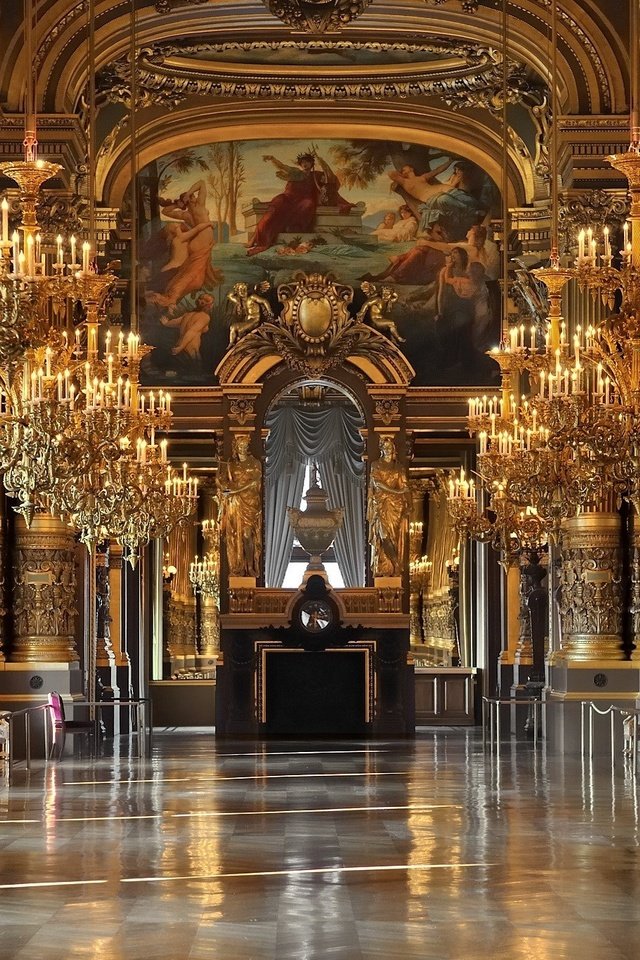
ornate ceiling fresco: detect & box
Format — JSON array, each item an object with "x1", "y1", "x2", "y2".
[
  {"x1": 0, "y1": 0, "x2": 631, "y2": 234},
  {"x1": 0, "y1": 0, "x2": 626, "y2": 114}
]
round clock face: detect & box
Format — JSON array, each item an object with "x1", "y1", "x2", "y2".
[{"x1": 300, "y1": 599, "x2": 333, "y2": 633}]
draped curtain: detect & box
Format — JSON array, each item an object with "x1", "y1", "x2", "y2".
[{"x1": 264, "y1": 405, "x2": 365, "y2": 588}]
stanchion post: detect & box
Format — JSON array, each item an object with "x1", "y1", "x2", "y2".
[
  {"x1": 7, "y1": 716, "x2": 13, "y2": 779},
  {"x1": 138, "y1": 702, "x2": 144, "y2": 759},
  {"x1": 482, "y1": 698, "x2": 487, "y2": 747},
  {"x1": 147, "y1": 698, "x2": 153, "y2": 757},
  {"x1": 43, "y1": 705, "x2": 49, "y2": 761},
  {"x1": 24, "y1": 713, "x2": 30, "y2": 770}
]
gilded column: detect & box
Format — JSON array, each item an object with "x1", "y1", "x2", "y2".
[
  {"x1": 199, "y1": 596, "x2": 220, "y2": 661},
  {"x1": 514, "y1": 556, "x2": 534, "y2": 668},
  {"x1": 163, "y1": 582, "x2": 181, "y2": 676},
  {"x1": 96, "y1": 546, "x2": 115, "y2": 674},
  {"x1": 108, "y1": 543, "x2": 130, "y2": 672},
  {"x1": 408, "y1": 489, "x2": 424, "y2": 649},
  {"x1": 558, "y1": 513, "x2": 625, "y2": 660},
  {"x1": 499, "y1": 557, "x2": 521, "y2": 668},
  {"x1": 11, "y1": 514, "x2": 78, "y2": 662},
  {"x1": 0, "y1": 487, "x2": 6, "y2": 662},
  {"x1": 164, "y1": 519, "x2": 198, "y2": 672}
]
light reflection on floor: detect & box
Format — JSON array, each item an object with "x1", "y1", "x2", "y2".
[{"x1": 0, "y1": 729, "x2": 638, "y2": 959}]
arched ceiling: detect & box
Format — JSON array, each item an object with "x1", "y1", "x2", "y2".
[
  {"x1": 0, "y1": 0, "x2": 630, "y2": 207},
  {"x1": 0, "y1": 0, "x2": 628, "y2": 116}
]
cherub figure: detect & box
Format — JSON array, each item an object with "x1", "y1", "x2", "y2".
[
  {"x1": 227, "y1": 281, "x2": 274, "y2": 346},
  {"x1": 357, "y1": 281, "x2": 405, "y2": 343},
  {"x1": 160, "y1": 293, "x2": 213, "y2": 360}
]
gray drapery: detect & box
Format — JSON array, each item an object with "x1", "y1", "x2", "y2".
[{"x1": 264, "y1": 405, "x2": 365, "y2": 588}]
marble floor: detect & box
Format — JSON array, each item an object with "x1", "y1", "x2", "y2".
[{"x1": 1, "y1": 729, "x2": 639, "y2": 960}]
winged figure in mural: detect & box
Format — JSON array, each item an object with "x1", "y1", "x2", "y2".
[
  {"x1": 159, "y1": 293, "x2": 214, "y2": 361},
  {"x1": 146, "y1": 179, "x2": 222, "y2": 309}
]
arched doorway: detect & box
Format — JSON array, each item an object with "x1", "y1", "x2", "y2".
[{"x1": 263, "y1": 379, "x2": 366, "y2": 590}]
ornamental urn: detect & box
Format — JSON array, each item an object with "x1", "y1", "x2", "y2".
[{"x1": 287, "y1": 464, "x2": 343, "y2": 580}]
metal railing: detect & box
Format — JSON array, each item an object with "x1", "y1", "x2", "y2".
[
  {"x1": 482, "y1": 696, "x2": 640, "y2": 769},
  {"x1": 0, "y1": 697, "x2": 152, "y2": 778},
  {"x1": 0, "y1": 703, "x2": 52, "y2": 777},
  {"x1": 482, "y1": 696, "x2": 546, "y2": 750},
  {"x1": 581, "y1": 701, "x2": 640, "y2": 766},
  {"x1": 69, "y1": 699, "x2": 153, "y2": 759}
]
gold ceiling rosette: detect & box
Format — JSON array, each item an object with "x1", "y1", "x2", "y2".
[{"x1": 263, "y1": 0, "x2": 374, "y2": 32}]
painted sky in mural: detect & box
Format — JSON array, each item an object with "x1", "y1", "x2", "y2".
[{"x1": 136, "y1": 138, "x2": 501, "y2": 386}]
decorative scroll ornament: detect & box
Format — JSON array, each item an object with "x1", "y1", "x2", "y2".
[
  {"x1": 220, "y1": 272, "x2": 404, "y2": 379},
  {"x1": 558, "y1": 190, "x2": 629, "y2": 256},
  {"x1": 228, "y1": 397, "x2": 255, "y2": 425},
  {"x1": 375, "y1": 398, "x2": 400, "y2": 425},
  {"x1": 262, "y1": 0, "x2": 373, "y2": 32},
  {"x1": 424, "y1": 0, "x2": 479, "y2": 10},
  {"x1": 96, "y1": 40, "x2": 545, "y2": 111}
]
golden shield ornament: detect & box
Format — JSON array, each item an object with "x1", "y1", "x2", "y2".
[{"x1": 297, "y1": 294, "x2": 332, "y2": 339}]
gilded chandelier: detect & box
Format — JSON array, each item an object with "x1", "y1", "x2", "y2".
[
  {"x1": 453, "y1": 145, "x2": 640, "y2": 547},
  {"x1": 0, "y1": 140, "x2": 197, "y2": 563}
]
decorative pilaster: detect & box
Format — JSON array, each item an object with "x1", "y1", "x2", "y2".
[
  {"x1": 515, "y1": 555, "x2": 533, "y2": 667},
  {"x1": 163, "y1": 586, "x2": 181, "y2": 676},
  {"x1": 199, "y1": 595, "x2": 220, "y2": 660},
  {"x1": 96, "y1": 546, "x2": 114, "y2": 670},
  {"x1": 498, "y1": 557, "x2": 520, "y2": 667},
  {"x1": 11, "y1": 514, "x2": 78, "y2": 662},
  {"x1": 558, "y1": 513, "x2": 625, "y2": 661},
  {"x1": 108, "y1": 543, "x2": 130, "y2": 669}
]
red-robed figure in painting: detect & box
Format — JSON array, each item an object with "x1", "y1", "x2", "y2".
[{"x1": 247, "y1": 150, "x2": 354, "y2": 256}]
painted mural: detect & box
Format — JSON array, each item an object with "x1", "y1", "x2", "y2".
[{"x1": 135, "y1": 138, "x2": 501, "y2": 386}]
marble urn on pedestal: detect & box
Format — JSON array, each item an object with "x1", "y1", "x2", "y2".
[{"x1": 287, "y1": 465, "x2": 343, "y2": 581}]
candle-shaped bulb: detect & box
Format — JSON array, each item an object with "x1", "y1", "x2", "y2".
[{"x1": 1, "y1": 197, "x2": 8, "y2": 243}]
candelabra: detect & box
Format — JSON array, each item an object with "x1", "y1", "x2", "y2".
[
  {"x1": 189, "y1": 554, "x2": 219, "y2": 597},
  {"x1": 448, "y1": 466, "x2": 545, "y2": 562},
  {"x1": 461, "y1": 223, "x2": 634, "y2": 539},
  {"x1": 189, "y1": 516, "x2": 221, "y2": 598}
]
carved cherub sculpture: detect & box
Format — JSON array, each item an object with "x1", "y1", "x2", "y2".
[
  {"x1": 357, "y1": 281, "x2": 405, "y2": 343},
  {"x1": 227, "y1": 281, "x2": 274, "y2": 346}
]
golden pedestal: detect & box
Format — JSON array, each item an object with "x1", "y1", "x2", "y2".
[
  {"x1": 11, "y1": 514, "x2": 79, "y2": 663},
  {"x1": 558, "y1": 514, "x2": 627, "y2": 661}
]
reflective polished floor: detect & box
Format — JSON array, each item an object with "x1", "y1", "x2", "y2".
[{"x1": 1, "y1": 729, "x2": 640, "y2": 960}]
